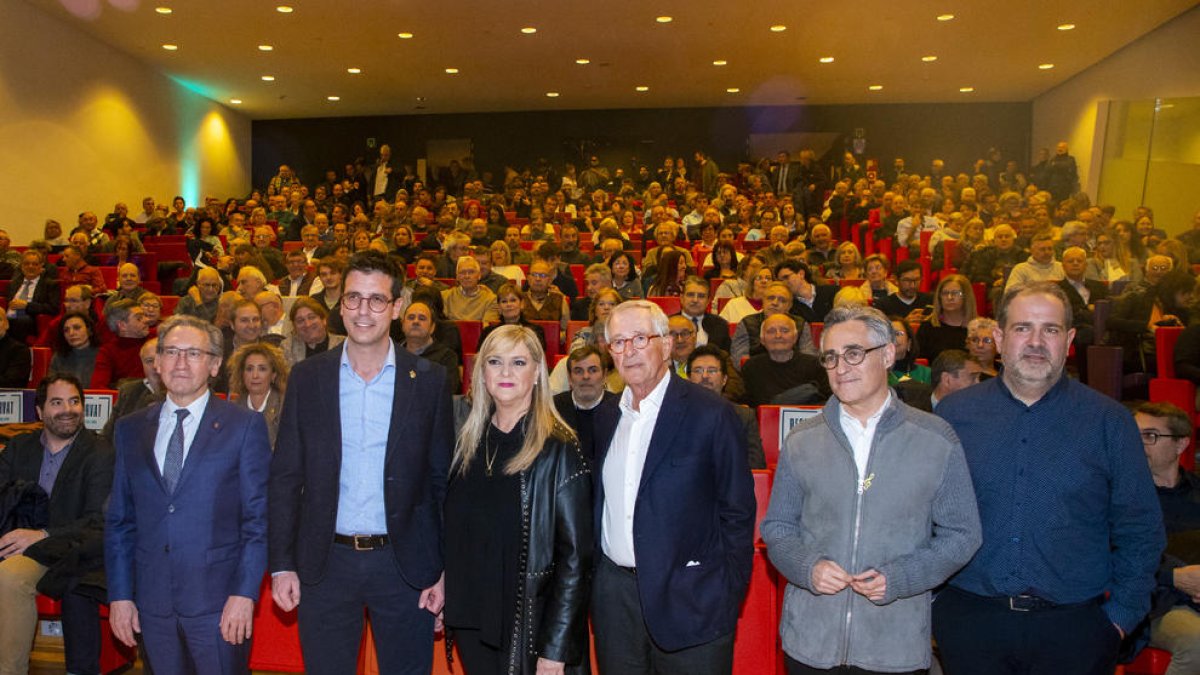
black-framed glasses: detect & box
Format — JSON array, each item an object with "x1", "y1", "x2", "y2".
[
  {"x1": 342, "y1": 292, "x2": 395, "y2": 313},
  {"x1": 1140, "y1": 430, "x2": 1189, "y2": 446},
  {"x1": 968, "y1": 336, "x2": 994, "y2": 345},
  {"x1": 160, "y1": 346, "x2": 217, "y2": 363},
  {"x1": 819, "y1": 344, "x2": 888, "y2": 370},
  {"x1": 608, "y1": 334, "x2": 661, "y2": 354}
]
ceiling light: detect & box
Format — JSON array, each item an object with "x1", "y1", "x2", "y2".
[
  {"x1": 726, "y1": 87, "x2": 740, "y2": 93},
  {"x1": 545, "y1": 92, "x2": 559, "y2": 98},
  {"x1": 1057, "y1": 23, "x2": 1075, "y2": 30},
  {"x1": 921, "y1": 55, "x2": 938, "y2": 62},
  {"x1": 937, "y1": 14, "x2": 955, "y2": 21},
  {"x1": 347, "y1": 67, "x2": 362, "y2": 74},
  {"x1": 229, "y1": 98, "x2": 242, "y2": 105},
  {"x1": 818, "y1": 56, "x2": 835, "y2": 63},
  {"x1": 575, "y1": 58, "x2": 590, "y2": 65},
  {"x1": 521, "y1": 27, "x2": 537, "y2": 34},
  {"x1": 397, "y1": 32, "x2": 413, "y2": 39},
  {"x1": 261, "y1": 75, "x2": 275, "y2": 81},
  {"x1": 868, "y1": 85, "x2": 883, "y2": 91},
  {"x1": 656, "y1": 16, "x2": 672, "y2": 23},
  {"x1": 161, "y1": 43, "x2": 178, "y2": 51},
  {"x1": 327, "y1": 96, "x2": 340, "y2": 101},
  {"x1": 445, "y1": 68, "x2": 459, "y2": 74},
  {"x1": 635, "y1": 86, "x2": 649, "y2": 92},
  {"x1": 959, "y1": 86, "x2": 975, "y2": 93},
  {"x1": 155, "y1": 7, "x2": 172, "y2": 14},
  {"x1": 712, "y1": 59, "x2": 727, "y2": 66},
  {"x1": 275, "y1": 6, "x2": 293, "y2": 13},
  {"x1": 258, "y1": 44, "x2": 273, "y2": 51},
  {"x1": 1038, "y1": 63, "x2": 1055, "y2": 70},
  {"x1": 770, "y1": 25, "x2": 787, "y2": 32}
]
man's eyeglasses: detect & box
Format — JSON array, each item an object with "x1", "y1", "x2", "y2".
[
  {"x1": 160, "y1": 346, "x2": 217, "y2": 363},
  {"x1": 968, "y1": 336, "x2": 994, "y2": 345},
  {"x1": 342, "y1": 292, "x2": 395, "y2": 313},
  {"x1": 1140, "y1": 430, "x2": 1189, "y2": 446},
  {"x1": 819, "y1": 344, "x2": 888, "y2": 370},
  {"x1": 608, "y1": 334, "x2": 661, "y2": 354}
]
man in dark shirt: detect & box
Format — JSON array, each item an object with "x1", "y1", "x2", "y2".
[
  {"x1": 775, "y1": 260, "x2": 836, "y2": 326},
  {"x1": 935, "y1": 282, "x2": 1164, "y2": 674},
  {"x1": 874, "y1": 260, "x2": 932, "y2": 324},
  {"x1": 741, "y1": 314, "x2": 829, "y2": 407},
  {"x1": 552, "y1": 345, "x2": 617, "y2": 462}
]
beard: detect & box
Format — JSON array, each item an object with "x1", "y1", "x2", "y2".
[{"x1": 43, "y1": 411, "x2": 83, "y2": 439}]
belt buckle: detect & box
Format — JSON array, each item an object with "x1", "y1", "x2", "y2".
[
  {"x1": 353, "y1": 535, "x2": 373, "y2": 551},
  {"x1": 1008, "y1": 595, "x2": 1032, "y2": 612}
]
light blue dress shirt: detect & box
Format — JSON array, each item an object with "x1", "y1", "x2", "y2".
[{"x1": 335, "y1": 340, "x2": 396, "y2": 534}]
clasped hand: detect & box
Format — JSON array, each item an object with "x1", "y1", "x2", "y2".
[{"x1": 811, "y1": 559, "x2": 887, "y2": 601}]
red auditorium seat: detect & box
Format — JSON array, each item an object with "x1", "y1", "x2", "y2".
[
  {"x1": 462, "y1": 353, "x2": 475, "y2": 395},
  {"x1": 565, "y1": 321, "x2": 589, "y2": 349},
  {"x1": 36, "y1": 594, "x2": 136, "y2": 674},
  {"x1": 1122, "y1": 646, "x2": 1172, "y2": 675},
  {"x1": 757, "y1": 405, "x2": 823, "y2": 467},
  {"x1": 530, "y1": 320, "x2": 562, "y2": 358},
  {"x1": 646, "y1": 296, "x2": 682, "y2": 316},
  {"x1": 752, "y1": 470, "x2": 773, "y2": 544},
  {"x1": 248, "y1": 576, "x2": 305, "y2": 672},
  {"x1": 455, "y1": 320, "x2": 483, "y2": 355},
  {"x1": 29, "y1": 346, "x2": 51, "y2": 387}
]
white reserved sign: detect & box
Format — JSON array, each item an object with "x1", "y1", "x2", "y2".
[
  {"x1": 778, "y1": 407, "x2": 823, "y2": 449},
  {"x1": 83, "y1": 394, "x2": 114, "y2": 431},
  {"x1": 0, "y1": 391, "x2": 23, "y2": 424}
]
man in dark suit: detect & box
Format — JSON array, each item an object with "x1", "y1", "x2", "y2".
[
  {"x1": 0, "y1": 312, "x2": 31, "y2": 388},
  {"x1": 100, "y1": 338, "x2": 162, "y2": 440},
  {"x1": 1058, "y1": 246, "x2": 1109, "y2": 348},
  {"x1": 686, "y1": 345, "x2": 766, "y2": 469},
  {"x1": 770, "y1": 151, "x2": 800, "y2": 198},
  {"x1": 590, "y1": 300, "x2": 755, "y2": 674},
  {"x1": 553, "y1": 345, "x2": 618, "y2": 462},
  {"x1": 366, "y1": 144, "x2": 401, "y2": 203},
  {"x1": 270, "y1": 252, "x2": 453, "y2": 674},
  {"x1": 6, "y1": 250, "x2": 61, "y2": 342},
  {"x1": 0, "y1": 374, "x2": 113, "y2": 675},
  {"x1": 679, "y1": 276, "x2": 731, "y2": 353},
  {"x1": 106, "y1": 315, "x2": 272, "y2": 673},
  {"x1": 776, "y1": 259, "x2": 836, "y2": 326}
]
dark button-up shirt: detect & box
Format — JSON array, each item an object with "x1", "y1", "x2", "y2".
[
  {"x1": 38, "y1": 432, "x2": 76, "y2": 496},
  {"x1": 937, "y1": 375, "x2": 1164, "y2": 632}
]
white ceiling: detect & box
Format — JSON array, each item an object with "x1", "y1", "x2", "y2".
[{"x1": 26, "y1": 0, "x2": 1199, "y2": 119}]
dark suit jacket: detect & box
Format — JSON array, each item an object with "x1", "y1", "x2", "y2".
[
  {"x1": 1058, "y1": 278, "x2": 1109, "y2": 327},
  {"x1": 101, "y1": 379, "x2": 162, "y2": 440},
  {"x1": 5, "y1": 272, "x2": 61, "y2": 319},
  {"x1": 269, "y1": 344, "x2": 454, "y2": 588},
  {"x1": 790, "y1": 285, "x2": 838, "y2": 325},
  {"x1": 592, "y1": 375, "x2": 755, "y2": 651},
  {"x1": 696, "y1": 313, "x2": 732, "y2": 353},
  {"x1": 0, "y1": 334, "x2": 30, "y2": 387},
  {"x1": 106, "y1": 395, "x2": 272, "y2": 617}
]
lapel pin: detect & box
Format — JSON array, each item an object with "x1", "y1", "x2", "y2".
[{"x1": 410, "y1": 370, "x2": 416, "y2": 379}]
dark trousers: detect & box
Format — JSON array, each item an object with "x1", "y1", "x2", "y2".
[
  {"x1": 60, "y1": 588, "x2": 101, "y2": 675},
  {"x1": 298, "y1": 543, "x2": 434, "y2": 675},
  {"x1": 932, "y1": 586, "x2": 1121, "y2": 675},
  {"x1": 784, "y1": 654, "x2": 926, "y2": 675},
  {"x1": 140, "y1": 610, "x2": 249, "y2": 675},
  {"x1": 591, "y1": 554, "x2": 734, "y2": 675},
  {"x1": 454, "y1": 627, "x2": 504, "y2": 675}
]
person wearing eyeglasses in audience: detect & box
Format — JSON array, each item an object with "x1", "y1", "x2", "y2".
[
  {"x1": 761, "y1": 304, "x2": 981, "y2": 675},
  {"x1": 916, "y1": 274, "x2": 977, "y2": 364},
  {"x1": 270, "y1": 252, "x2": 455, "y2": 674},
  {"x1": 887, "y1": 318, "x2": 930, "y2": 385},
  {"x1": 964, "y1": 317, "x2": 1000, "y2": 378},
  {"x1": 740, "y1": 314, "x2": 829, "y2": 408}
]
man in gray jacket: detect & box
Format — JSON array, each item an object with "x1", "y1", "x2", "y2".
[{"x1": 761, "y1": 304, "x2": 982, "y2": 674}]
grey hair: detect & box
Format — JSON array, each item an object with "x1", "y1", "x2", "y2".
[
  {"x1": 967, "y1": 317, "x2": 998, "y2": 333},
  {"x1": 157, "y1": 314, "x2": 225, "y2": 360},
  {"x1": 820, "y1": 304, "x2": 894, "y2": 352},
  {"x1": 604, "y1": 299, "x2": 669, "y2": 342}
]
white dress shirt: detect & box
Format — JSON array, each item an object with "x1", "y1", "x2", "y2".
[
  {"x1": 601, "y1": 370, "x2": 672, "y2": 567},
  {"x1": 153, "y1": 390, "x2": 211, "y2": 473},
  {"x1": 837, "y1": 392, "x2": 891, "y2": 490}
]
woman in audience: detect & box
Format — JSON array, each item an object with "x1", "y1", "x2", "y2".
[
  {"x1": 191, "y1": 216, "x2": 225, "y2": 258},
  {"x1": 888, "y1": 317, "x2": 930, "y2": 385},
  {"x1": 780, "y1": 202, "x2": 804, "y2": 239},
  {"x1": 618, "y1": 210, "x2": 641, "y2": 240},
  {"x1": 391, "y1": 225, "x2": 421, "y2": 264},
  {"x1": 487, "y1": 204, "x2": 509, "y2": 235},
  {"x1": 647, "y1": 249, "x2": 688, "y2": 297},
  {"x1": 1085, "y1": 229, "x2": 1129, "y2": 283},
  {"x1": 50, "y1": 313, "x2": 101, "y2": 386},
  {"x1": 608, "y1": 251, "x2": 643, "y2": 300},
  {"x1": 715, "y1": 253, "x2": 764, "y2": 303},
  {"x1": 444, "y1": 325, "x2": 591, "y2": 675},
  {"x1": 227, "y1": 342, "x2": 288, "y2": 448},
  {"x1": 826, "y1": 242, "x2": 865, "y2": 281},
  {"x1": 1157, "y1": 238, "x2": 1190, "y2": 274},
  {"x1": 1115, "y1": 220, "x2": 1149, "y2": 276},
  {"x1": 351, "y1": 229, "x2": 373, "y2": 254},
  {"x1": 478, "y1": 283, "x2": 546, "y2": 351},
  {"x1": 917, "y1": 273, "x2": 977, "y2": 363},
  {"x1": 966, "y1": 316, "x2": 1000, "y2": 378},
  {"x1": 567, "y1": 288, "x2": 621, "y2": 353},
  {"x1": 863, "y1": 254, "x2": 898, "y2": 301},
  {"x1": 489, "y1": 240, "x2": 526, "y2": 285},
  {"x1": 720, "y1": 265, "x2": 772, "y2": 324},
  {"x1": 249, "y1": 206, "x2": 269, "y2": 230},
  {"x1": 704, "y1": 240, "x2": 741, "y2": 281}
]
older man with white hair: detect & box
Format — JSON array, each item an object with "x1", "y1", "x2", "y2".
[{"x1": 440, "y1": 256, "x2": 499, "y2": 322}]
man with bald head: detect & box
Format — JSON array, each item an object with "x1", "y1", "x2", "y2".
[
  {"x1": 104, "y1": 263, "x2": 147, "y2": 310},
  {"x1": 741, "y1": 314, "x2": 829, "y2": 407},
  {"x1": 176, "y1": 268, "x2": 223, "y2": 323}
]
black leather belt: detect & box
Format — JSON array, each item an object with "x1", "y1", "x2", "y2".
[
  {"x1": 334, "y1": 534, "x2": 390, "y2": 551},
  {"x1": 985, "y1": 593, "x2": 1103, "y2": 612}
]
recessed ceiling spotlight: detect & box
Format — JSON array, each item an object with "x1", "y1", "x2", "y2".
[
  {"x1": 575, "y1": 58, "x2": 590, "y2": 65},
  {"x1": 770, "y1": 25, "x2": 787, "y2": 32},
  {"x1": 445, "y1": 68, "x2": 459, "y2": 74},
  {"x1": 327, "y1": 96, "x2": 340, "y2": 101},
  {"x1": 1057, "y1": 23, "x2": 1075, "y2": 30},
  {"x1": 818, "y1": 56, "x2": 835, "y2": 63},
  {"x1": 921, "y1": 55, "x2": 938, "y2": 62},
  {"x1": 937, "y1": 13, "x2": 955, "y2": 21},
  {"x1": 275, "y1": 6, "x2": 293, "y2": 13},
  {"x1": 546, "y1": 91, "x2": 559, "y2": 98},
  {"x1": 726, "y1": 87, "x2": 740, "y2": 93},
  {"x1": 161, "y1": 43, "x2": 178, "y2": 51},
  {"x1": 155, "y1": 7, "x2": 172, "y2": 14},
  {"x1": 261, "y1": 75, "x2": 275, "y2": 81},
  {"x1": 959, "y1": 86, "x2": 975, "y2": 93},
  {"x1": 713, "y1": 59, "x2": 727, "y2": 66},
  {"x1": 521, "y1": 27, "x2": 537, "y2": 34},
  {"x1": 229, "y1": 98, "x2": 242, "y2": 104},
  {"x1": 1038, "y1": 63, "x2": 1055, "y2": 70},
  {"x1": 347, "y1": 67, "x2": 362, "y2": 74},
  {"x1": 397, "y1": 32, "x2": 413, "y2": 39},
  {"x1": 636, "y1": 86, "x2": 649, "y2": 92},
  {"x1": 656, "y1": 16, "x2": 673, "y2": 23},
  {"x1": 258, "y1": 44, "x2": 273, "y2": 51},
  {"x1": 868, "y1": 85, "x2": 883, "y2": 91}
]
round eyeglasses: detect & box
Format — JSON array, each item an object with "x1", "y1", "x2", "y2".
[{"x1": 818, "y1": 344, "x2": 888, "y2": 370}]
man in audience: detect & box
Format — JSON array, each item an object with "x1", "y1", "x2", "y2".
[
  {"x1": 895, "y1": 200, "x2": 941, "y2": 250},
  {"x1": 252, "y1": 226, "x2": 288, "y2": 280},
  {"x1": 678, "y1": 276, "x2": 731, "y2": 352},
  {"x1": 687, "y1": 345, "x2": 765, "y2": 469},
  {"x1": 934, "y1": 282, "x2": 1164, "y2": 674},
  {"x1": 104, "y1": 263, "x2": 148, "y2": 311},
  {"x1": 553, "y1": 345, "x2": 618, "y2": 461},
  {"x1": 522, "y1": 259, "x2": 569, "y2": 330},
  {"x1": 965, "y1": 224, "x2": 1026, "y2": 287},
  {"x1": 1004, "y1": 231, "x2": 1063, "y2": 291},
  {"x1": 102, "y1": 338, "x2": 162, "y2": 439},
  {"x1": 534, "y1": 242, "x2": 579, "y2": 299},
  {"x1": 896, "y1": 349, "x2": 982, "y2": 412},
  {"x1": 176, "y1": 267, "x2": 223, "y2": 323},
  {"x1": 1058, "y1": 245, "x2": 1108, "y2": 349},
  {"x1": 441, "y1": 256, "x2": 499, "y2": 322},
  {"x1": 473, "y1": 246, "x2": 507, "y2": 294},
  {"x1": 280, "y1": 250, "x2": 320, "y2": 297},
  {"x1": 255, "y1": 291, "x2": 289, "y2": 342},
  {"x1": 762, "y1": 304, "x2": 980, "y2": 674},
  {"x1": 6, "y1": 250, "x2": 61, "y2": 342},
  {"x1": 558, "y1": 224, "x2": 593, "y2": 266},
  {"x1": 571, "y1": 263, "x2": 613, "y2": 321},
  {"x1": 280, "y1": 296, "x2": 344, "y2": 366},
  {"x1": 775, "y1": 259, "x2": 836, "y2": 326},
  {"x1": 60, "y1": 245, "x2": 106, "y2": 295},
  {"x1": 93, "y1": 299, "x2": 149, "y2": 388},
  {"x1": 874, "y1": 260, "x2": 932, "y2": 324},
  {"x1": 666, "y1": 315, "x2": 698, "y2": 377},
  {"x1": 804, "y1": 224, "x2": 835, "y2": 269},
  {"x1": 741, "y1": 313, "x2": 828, "y2": 407},
  {"x1": 0, "y1": 374, "x2": 114, "y2": 675},
  {"x1": 434, "y1": 232, "x2": 471, "y2": 278},
  {"x1": 398, "y1": 300, "x2": 461, "y2": 394},
  {"x1": 0, "y1": 229, "x2": 22, "y2": 275},
  {"x1": 733, "y1": 281, "x2": 817, "y2": 367},
  {"x1": 1133, "y1": 401, "x2": 1200, "y2": 675}
]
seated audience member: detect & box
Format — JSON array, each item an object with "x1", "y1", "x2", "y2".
[
  {"x1": 715, "y1": 254, "x2": 765, "y2": 304},
  {"x1": 91, "y1": 299, "x2": 149, "y2": 388},
  {"x1": 641, "y1": 222, "x2": 691, "y2": 278},
  {"x1": 101, "y1": 338, "x2": 162, "y2": 439},
  {"x1": 279, "y1": 250, "x2": 321, "y2": 297},
  {"x1": 608, "y1": 251, "x2": 643, "y2": 300},
  {"x1": 1086, "y1": 229, "x2": 1133, "y2": 284},
  {"x1": 59, "y1": 245, "x2": 106, "y2": 295},
  {"x1": 571, "y1": 263, "x2": 613, "y2": 321},
  {"x1": 138, "y1": 293, "x2": 163, "y2": 329},
  {"x1": 255, "y1": 290, "x2": 289, "y2": 342},
  {"x1": 522, "y1": 260, "x2": 569, "y2": 330},
  {"x1": 473, "y1": 246, "x2": 508, "y2": 294},
  {"x1": 398, "y1": 300, "x2": 461, "y2": 393},
  {"x1": 720, "y1": 264, "x2": 773, "y2": 325},
  {"x1": 895, "y1": 349, "x2": 983, "y2": 412},
  {"x1": 678, "y1": 276, "x2": 731, "y2": 352},
  {"x1": 504, "y1": 226, "x2": 533, "y2": 265},
  {"x1": 667, "y1": 315, "x2": 699, "y2": 377},
  {"x1": 235, "y1": 264, "x2": 271, "y2": 300},
  {"x1": 280, "y1": 296, "x2": 345, "y2": 366},
  {"x1": 175, "y1": 267, "x2": 223, "y2": 323},
  {"x1": 741, "y1": 314, "x2": 829, "y2": 407},
  {"x1": 435, "y1": 232, "x2": 472, "y2": 278},
  {"x1": 6, "y1": 250, "x2": 61, "y2": 342},
  {"x1": 534, "y1": 241, "x2": 579, "y2": 300},
  {"x1": 0, "y1": 313, "x2": 31, "y2": 387},
  {"x1": 803, "y1": 224, "x2": 835, "y2": 269},
  {"x1": 732, "y1": 281, "x2": 817, "y2": 367},
  {"x1": 311, "y1": 257, "x2": 347, "y2": 334},
  {"x1": 647, "y1": 249, "x2": 689, "y2": 297},
  {"x1": 558, "y1": 224, "x2": 593, "y2": 266},
  {"x1": 704, "y1": 240, "x2": 742, "y2": 281},
  {"x1": 888, "y1": 317, "x2": 931, "y2": 385},
  {"x1": 441, "y1": 256, "x2": 499, "y2": 322},
  {"x1": 0, "y1": 374, "x2": 113, "y2": 675},
  {"x1": 775, "y1": 259, "x2": 837, "y2": 326},
  {"x1": 965, "y1": 317, "x2": 1000, "y2": 378},
  {"x1": 488, "y1": 240, "x2": 526, "y2": 286},
  {"x1": 1132, "y1": 401, "x2": 1200, "y2": 674},
  {"x1": 874, "y1": 260, "x2": 932, "y2": 324},
  {"x1": 103, "y1": 263, "x2": 147, "y2": 312},
  {"x1": 478, "y1": 283, "x2": 545, "y2": 351},
  {"x1": 1004, "y1": 232, "x2": 1064, "y2": 291},
  {"x1": 227, "y1": 342, "x2": 288, "y2": 448},
  {"x1": 1058, "y1": 245, "x2": 1109, "y2": 349},
  {"x1": 916, "y1": 274, "x2": 977, "y2": 363},
  {"x1": 1111, "y1": 268, "x2": 1195, "y2": 375},
  {"x1": 252, "y1": 225, "x2": 288, "y2": 279},
  {"x1": 963, "y1": 223, "x2": 1026, "y2": 287},
  {"x1": 687, "y1": 344, "x2": 766, "y2": 469},
  {"x1": 862, "y1": 253, "x2": 898, "y2": 301},
  {"x1": 552, "y1": 345, "x2": 618, "y2": 461},
  {"x1": 50, "y1": 313, "x2": 101, "y2": 386},
  {"x1": 826, "y1": 242, "x2": 865, "y2": 282}
]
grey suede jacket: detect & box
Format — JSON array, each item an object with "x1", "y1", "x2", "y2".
[{"x1": 761, "y1": 395, "x2": 982, "y2": 672}]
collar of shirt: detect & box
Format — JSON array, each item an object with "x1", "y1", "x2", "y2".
[
  {"x1": 340, "y1": 338, "x2": 397, "y2": 384},
  {"x1": 619, "y1": 368, "x2": 671, "y2": 417},
  {"x1": 838, "y1": 391, "x2": 892, "y2": 482},
  {"x1": 162, "y1": 388, "x2": 212, "y2": 425}
]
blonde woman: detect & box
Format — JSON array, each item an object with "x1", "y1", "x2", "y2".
[
  {"x1": 227, "y1": 342, "x2": 289, "y2": 447},
  {"x1": 916, "y1": 274, "x2": 978, "y2": 362},
  {"x1": 444, "y1": 326, "x2": 592, "y2": 675}
]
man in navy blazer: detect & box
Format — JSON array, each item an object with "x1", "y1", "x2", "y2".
[
  {"x1": 269, "y1": 251, "x2": 453, "y2": 674},
  {"x1": 105, "y1": 314, "x2": 272, "y2": 673},
  {"x1": 590, "y1": 300, "x2": 755, "y2": 674}
]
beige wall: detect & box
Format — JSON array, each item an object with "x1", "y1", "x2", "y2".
[
  {"x1": 0, "y1": 1, "x2": 251, "y2": 245},
  {"x1": 1032, "y1": 6, "x2": 1200, "y2": 231}
]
